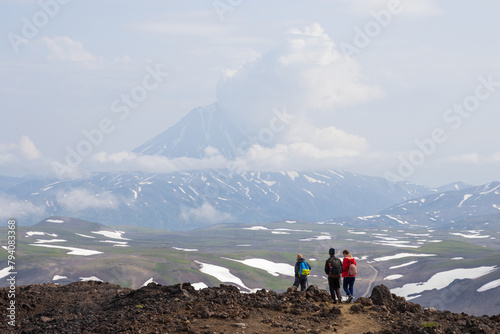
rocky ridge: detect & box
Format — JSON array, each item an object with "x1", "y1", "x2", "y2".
[{"x1": 1, "y1": 281, "x2": 499, "y2": 333}]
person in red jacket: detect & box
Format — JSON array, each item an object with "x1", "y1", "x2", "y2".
[{"x1": 341, "y1": 249, "x2": 356, "y2": 303}]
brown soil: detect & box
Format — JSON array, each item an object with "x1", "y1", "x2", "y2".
[{"x1": 0, "y1": 281, "x2": 498, "y2": 333}]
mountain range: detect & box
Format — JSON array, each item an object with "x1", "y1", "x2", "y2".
[
  {"x1": 1, "y1": 103, "x2": 499, "y2": 316},
  {"x1": 2, "y1": 104, "x2": 494, "y2": 231}
]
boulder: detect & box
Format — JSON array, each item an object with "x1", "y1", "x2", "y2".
[{"x1": 370, "y1": 284, "x2": 393, "y2": 306}]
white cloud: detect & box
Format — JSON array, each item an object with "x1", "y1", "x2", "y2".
[
  {"x1": 0, "y1": 136, "x2": 41, "y2": 164},
  {"x1": 0, "y1": 194, "x2": 46, "y2": 220},
  {"x1": 180, "y1": 202, "x2": 234, "y2": 225},
  {"x1": 42, "y1": 36, "x2": 99, "y2": 63},
  {"x1": 135, "y1": 21, "x2": 231, "y2": 36},
  {"x1": 217, "y1": 23, "x2": 382, "y2": 135},
  {"x1": 90, "y1": 149, "x2": 228, "y2": 174},
  {"x1": 40, "y1": 36, "x2": 130, "y2": 69},
  {"x1": 440, "y1": 153, "x2": 480, "y2": 164},
  {"x1": 487, "y1": 152, "x2": 500, "y2": 163},
  {"x1": 335, "y1": 0, "x2": 442, "y2": 18},
  {"x1": 57, "y1": 189, "x2": 118, "y2": 211},
  {"x1": 18, "y1": 135, "x2": 42, "y2": 160},
  {"x1": 285, "y1": 118, "x2": 368, "y2": 151}
]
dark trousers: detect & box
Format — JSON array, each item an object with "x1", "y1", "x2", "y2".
[
  {"x1": 343, "y1": 276, "x2": 355, "y2": 296},
  {"x1": 328, "y1": 276, "x2": 342, "y2": 302},
  {"x1": 293, "y1": 276, "x2": 308, "y2": 291}
]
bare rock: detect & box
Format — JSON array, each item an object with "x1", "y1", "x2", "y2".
[{"x1": 370, "y1": 284, "x2": 393, "y2": 306}]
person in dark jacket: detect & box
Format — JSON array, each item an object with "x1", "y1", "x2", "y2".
[
  {"x1": 324, "y1": 247, "x2": 342, "y2": 303},
  {"x1": 293, "y1": 254, "x2": 310, "y2": 291},
  {"x1": 342, "y1": 249, "x2": 357, "y2": 303}
]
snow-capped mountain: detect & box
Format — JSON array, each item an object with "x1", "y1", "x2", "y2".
[
  {"x1": 10, "y1": 169, "x2": 433, "y2": 230},
  {"x1": 134, "y1": 103, "x2": 246, "y2": 159},
  {"x1": 2, "y1": 103, "x2": 498, "y2": 230},
  {"x1": 339, "y1": 182, "x2": 500, "y2": 229},
  {"x1": 383, "y1": 182, "x2": 500, "y2": 219}
]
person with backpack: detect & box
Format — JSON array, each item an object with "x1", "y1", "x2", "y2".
[
  {"x1": 342, "y1": 249, "x2": 357, "y2": 303},
  {"x1": 293, "y1": 254, "x2": 311, "y2": 291},
  {"x1": 324, "y1": 247, "x2": 342, "y2": 304}
]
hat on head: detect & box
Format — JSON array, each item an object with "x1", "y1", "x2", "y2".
[{"x1": 329, "y1": 248, "x2": 335, "y2": 255}]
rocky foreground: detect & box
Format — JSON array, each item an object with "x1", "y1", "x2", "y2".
[{"x1": 1, "y1": 281, "x2": 499, "y2": 333}]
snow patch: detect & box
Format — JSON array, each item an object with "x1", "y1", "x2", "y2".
[
  {"x1": 450, "y1": 232, "x2": 490, "y2": 239},
  {"x1": 0, "y1": 267, "x2": 13, "y2": 279},
  {"x1": 33, "y1": 239, "x2": 67, "y2": 244},
  {"x1": 195, "y1": 261, "x2": 258, "y2": 292},
  {"x1": 385, "y1": 215, "x2": 409, "y2": 225},
  {"x1": 392, "y1": 266, "x2": 497, "y2": 299},
  {"x1": 46, "y1": 219, "x2": 64, "y2": 223},
  {"x1": 91, "y1": 230, "x2": 131, "y2": 240},
  {"x1": 26, "y1": 231, "x2": 58, "y2": 237},
  {"x1": 172, "y1": 247, "x2": 198, "y2": 252},
  {"x1": 224, "y1": 258, "x2": 294, "y2": 277},
  {"x1": 79, "y1": 276, "x2": 103, "y2": 282},
  {"x1": 348, "y1": 230, "x2": 367, "y2": 235},
  {"x1": 389, "y1": 261, "x2": 418, "y2": 269},
  {"x1": 299, "y1": 235, "x2": 331, "y2": 242},
  {"x1": 142, "y1": 277, "x2": 158, "y2": 287},
  {"x1": 192, "y1": 282, "x2": 209, "y2": 290},
  {"x1": 477, "y1": 279, "x2": 500, "y2": 292},
  {"x1": 53, "y1": 275, "x2": 68, "y2": 281},
  {"x1": 304, "y1": 175, "x2": 323, "y2": 184},
  {"x1": 243, "y1": 226, "x2": 268, "y2": 231},
  {"x1": 75, "y1": 233, "x2": 95, "y2": 239},
  {"x1": 374, "y1": 253, "x2": 436, "y2": 262},
  {"x1": 286, "y1": 171, "x2": 299, "y2": 181},
  {"x1": 100, "y1": 240, "x2": 129, "y2": 245},
  {"x1": 30, "y1": 244, "x2": 103, "y2": 256},
  {"x1": 458, "y1": 194, "x2": 473, "y2": 207}
]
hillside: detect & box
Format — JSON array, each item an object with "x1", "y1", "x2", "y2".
[
  {"x1": 1, "y1": 217, "x2": 499, "y2": 317},
  {"x1": 1, "y1": 282, "x2": 498, "y2": 333},
  {"x1": 3, "y1": 169, "x2": 436, "y2": 230}
]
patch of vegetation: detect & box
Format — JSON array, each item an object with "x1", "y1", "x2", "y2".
[
  {"x1": 421, "y1": 321, "x2": 439, "y2": 328},
  {"x1": 418, "y1": 240, "x2": 494, "y2": 255}
]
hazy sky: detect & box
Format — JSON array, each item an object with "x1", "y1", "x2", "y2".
[{"x1": 1, "y1": 0, "x2": 499, "y2": 187}]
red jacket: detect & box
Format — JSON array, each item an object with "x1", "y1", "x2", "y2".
[{"x1": 342, "y1": 256, "x2": 356, "y2": 277}]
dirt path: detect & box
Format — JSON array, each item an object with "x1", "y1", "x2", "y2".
[
  {"x1": 362, "y1": 262, "x2": 379, "y2": 298},
  {"x1": 334, "y1": 303, "x2": 382, "y2": 334}
]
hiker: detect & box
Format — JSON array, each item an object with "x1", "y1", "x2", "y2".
[
  {"x1": 293, "y1": 254, "x2": 311, "y2": 291},
  {"x1": 324, "y1": 247, "x2": 342, "y2": 303},
  {"x1": 342, "y1": 249, "x2": 357, "y2": 303}
]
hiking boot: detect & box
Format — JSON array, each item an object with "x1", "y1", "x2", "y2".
[{"x1": 347, "y1": 295, "x2": 353, "y2": 303}]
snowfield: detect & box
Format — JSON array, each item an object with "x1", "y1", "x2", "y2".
[
  {"x1": 195, "y1": 261, "x2": 259, "y2": 292},
  {"x1": 79, "y1": 276, "x2": 103, "y2": 282},
  {"x1": 172, "y1": 247, "x2": 198, "y2": 252},
  {"x1": 374, "y1": 253, "x2": 436, "y2": 262},
  {"x1": 391, "y1": 266, "x2": 498, "y2": 299},
  {"x1": 477, "y1": 279, "x2": 500, "y2": 292},
  {"x1": 389, "y1": 261, "x2": 418, "y2": 269},
  {"x1": 191, "y1": 282, "x2": 209, "y2": 290},
  {"x1": 0, "y1": 266, "x2": 13, "y2": 279},
  {"x1": 29, "y1": 244, "x2": 103, "y2": 256},
  {"x1": 91, "y1": 230, "x2": 130, "y2": 240},
  {"x1": 26, "y1": 231, "x2": 58, "y2": 237},
  {"x1": 224, "y1": 258, "x2": 294, "y2": 277}
]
